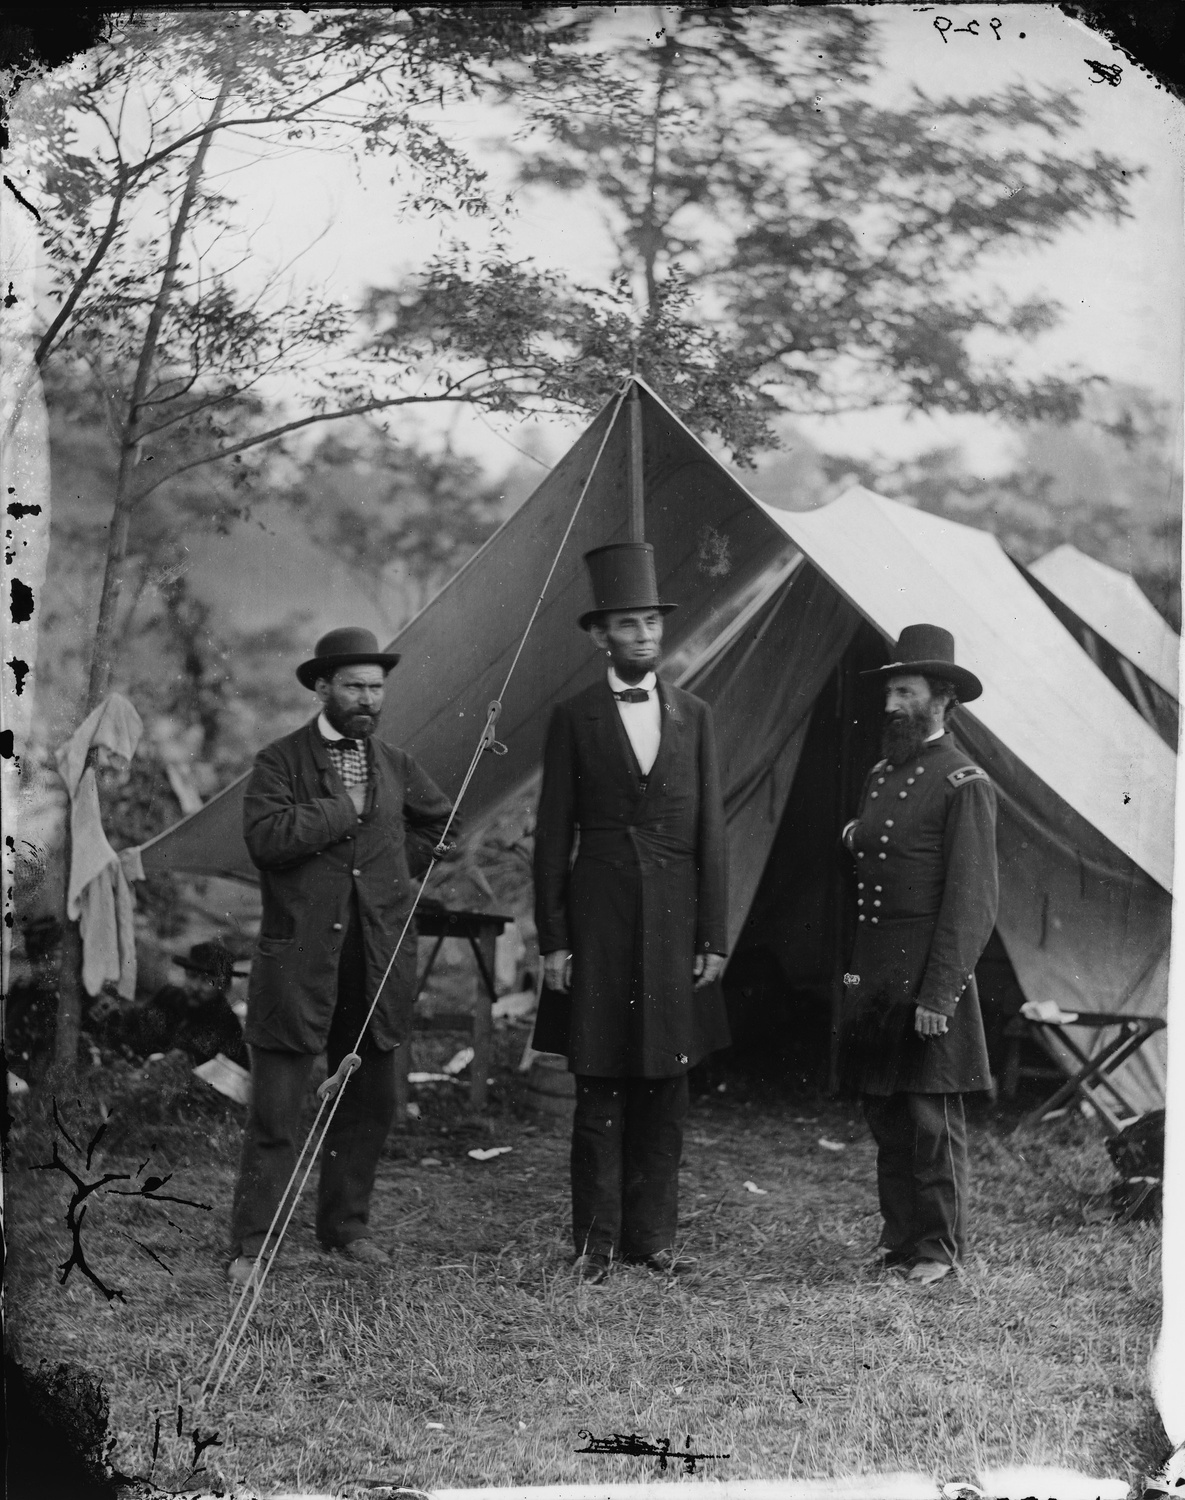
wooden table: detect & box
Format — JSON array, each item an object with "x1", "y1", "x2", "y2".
[
  {"x1": 393, "y1": 902, "x2": 512, "y2": 1116},
  {"x1": 1003, "y1": 1010, "x2": 1166, "y2": 1135}
]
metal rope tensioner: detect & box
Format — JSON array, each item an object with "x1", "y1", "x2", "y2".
[
  {"x1": 432, "y1": 700, "x2": 505, "y2": 858},
  {"x1": 479, "y1": 699, "x2": 507, "y2": 756},
  {"x1": 316, "y1": 1052, "x2": 362, "y2": 1102}
]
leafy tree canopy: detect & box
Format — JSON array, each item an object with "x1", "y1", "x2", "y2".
[
  {"x1": 459, "y1": 5, "x2": 1136, "y2": 431},
  {"x1": 10, "y1": 6, "x2": 616, "y2": 720}
]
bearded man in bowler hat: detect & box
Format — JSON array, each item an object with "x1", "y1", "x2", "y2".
[
  {"x1": 533, "y1": 544, "x2": 730, "y2": 1284},
  {"x1": 841, "y1": 624, "x2": 998, "y2": 1288},
  {"x1": 228, "y1": 628, "x2": 452, "y2": 1285}
]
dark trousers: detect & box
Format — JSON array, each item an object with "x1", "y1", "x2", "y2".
[
  {"x1": 571, "y1": 1074, "x2": 689, "y2": 1259},
  {"x1": 862, "y1": 1091, "x2": 969, "y2": 1266},
  {"x1": 231, "y1": 910, "x2": 397, "y2": 1257}
]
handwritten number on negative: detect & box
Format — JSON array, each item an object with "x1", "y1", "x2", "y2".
[
  {"x1": 934, "y1": 17, "x2": 1005, "y2": 43},
  {"x1": 1086, "y1": 59, "x2": 1122, "y2": 85},
  {"x1": 577, "y1": 1431, "x2": 729, "y2": 1475}
]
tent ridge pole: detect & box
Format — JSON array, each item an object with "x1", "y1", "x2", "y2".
[{"x1": 628, "y1": 379, "x2": 645, "y2": 542}]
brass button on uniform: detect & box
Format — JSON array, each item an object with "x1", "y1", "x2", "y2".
[
  {"x1": 351, "y1": 868, "x2": 362, "y2": 876},
  {"x1": 906, "y1": 777, "x2": 915, "y2": 785},
  {"x1": 858, "y1": 914, "x2": 866, "y2": 922},
  {"x1": 878, "y1": 852, "x2": 887, "y2": 860},
  {"x1": 880, "y1": 835, "x2": 889, "y2": 844},
  {"x1": 870, "y1": 916, "x2": 879, "y2": 925},
  {"x1": 332, "y1": 922, "x2": 343, "y2": 932},
  {"x1": 899, "y1": 791, "x2": 907, "y2": 799},
  {"x1": 870, "y1": 791, "x2": 878, "y2": 799},
  {"x1": 885, "y1": 819, "x2": 894, "y2": 827}
]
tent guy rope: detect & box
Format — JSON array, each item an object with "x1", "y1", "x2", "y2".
[{"x1": 197, "y1": 377, "x2": 634, "y2": 1408}]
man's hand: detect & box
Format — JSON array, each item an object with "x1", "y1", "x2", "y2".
[
  {"x1": 346, "y1": 784, "x2": 367, "y2": 816},
  {"x1": 694, "y1": 952, "x2": 727, "y2": 988},
  {"x1": 542, "y1": 950, "x2": 572, "y2": 993},
  {"x1": 915, "y1": 1005, "x2": 949, "y2": 1038}
]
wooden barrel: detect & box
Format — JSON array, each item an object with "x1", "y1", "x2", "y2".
[{"x1": 527, "y1": 1053, "x2": 576, "y2": 1123}]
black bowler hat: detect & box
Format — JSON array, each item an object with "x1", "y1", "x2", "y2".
[
  {"x1": 862, "y1": 623, "x2": 983, "y2": 703},
  {"x1": 578, "y1": 543, "x2": 677, "y2": 631},
  {"x1": 174, "y1": 941, "x2": 248, "y2": 984},
  {"x1": 296, "y1": 627, "x2": 400, "y2": 690}
]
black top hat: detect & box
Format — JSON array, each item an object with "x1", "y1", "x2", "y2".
[
  {"x1": 579, "y1": 543, "x2": 677, "y2": 631},
  {"x1": 174, "y1": 941, "x2": 248, "y2": 983},
  {"x1": 296, "y1": 627, "x2": 401, "y2": 690},
  {"x1": 862, "y1": 623, "x2": 983, "y2": 703}
]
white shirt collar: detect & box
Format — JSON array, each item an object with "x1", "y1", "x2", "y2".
[
  {"x1": 925, "y1": 726, "x2": 945, "y2": 743},
  {"x1": 318, "y1": 711, "x2": 344, "y2": 741},
  {"x1": 607, "y1": 667, "x2": 657, "y2": 694}
]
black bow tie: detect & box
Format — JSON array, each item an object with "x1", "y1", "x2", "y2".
[
  {"x1": 329, "y1": 736, "x2": 359, "y2": 750},
  {"x1": 613, "y1": 688, "x2": 650, "y2": 703}
]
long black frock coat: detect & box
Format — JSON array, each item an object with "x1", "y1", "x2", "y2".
[
  {"x1": 242, "y1": 719, "x2": 452, "y2": 1054},
  {"x1": 533, "y1": 677, "x2": 730, "y2": 1078},
  {"x1": 841, "y1": 730, "x2": 998, "y2": 1096}
]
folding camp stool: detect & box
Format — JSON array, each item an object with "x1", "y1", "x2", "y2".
[{"x1": 1006, "y1": 1011, "x2": 1166, "y2": 1136}]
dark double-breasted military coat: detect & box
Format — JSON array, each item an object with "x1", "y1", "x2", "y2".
[
  {"x1": 242, "y1": 720, "x2": 452, "y2": 1054},
  {"x1": 533, "y1": 677, "x2": 730, "y2": 1078},
  {"x1": 841, "y1": 730, "x2": 998, "y2": 1096}
]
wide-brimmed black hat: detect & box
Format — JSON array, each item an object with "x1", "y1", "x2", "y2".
[
  {"x1": 174, "y1": 941, "x2": 248, "y2": 983},
  {"x1": 296, "y1": 627, "x2": 401, "y2": 690},
  {"x1": 579, "y1": 543, "x2": 677, "y2": 631},
  {"x1": 862, "y1": 623, "x2": 982, "y2": 703}
]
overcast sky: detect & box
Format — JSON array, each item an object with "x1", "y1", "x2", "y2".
[{"x1": 200, "y1": 3, "x2": 1184, "y2": 479}]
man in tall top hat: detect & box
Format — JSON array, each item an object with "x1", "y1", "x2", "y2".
[
  {"x1": 227, "y1": 628, "x2": 453, "y2": 1285},
  {"x1": 533, "y1": 543, "x2": 730, "y2": 1284},
  {"x1": 840, "y1": 624, "x2": 998, "y2": 1288}
]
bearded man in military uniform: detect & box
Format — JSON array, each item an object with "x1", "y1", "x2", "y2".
[{"x1": 841, "y1": 624, "x2": 998, "y2": 1288}]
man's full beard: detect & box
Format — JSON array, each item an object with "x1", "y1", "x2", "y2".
[
  {"x1": 325, "y1": 701, "x2": 379, "y2": 739},
  {"x1": 610, "y1": 648, "x2": 660, "y2": 686},
  {"x1": 880, "y1": 705, "x2": 932, "y2": 765}
]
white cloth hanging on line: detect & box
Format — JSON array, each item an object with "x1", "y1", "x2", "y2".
[{"x1": 55, "y1": 693, "x2": 144, "y2": 999}]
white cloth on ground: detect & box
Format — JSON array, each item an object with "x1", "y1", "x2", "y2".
[{"x1": 55, "y1": 693, "x2": 144, "y2": 998}]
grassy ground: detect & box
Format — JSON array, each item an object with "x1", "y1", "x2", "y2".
[{"x1": 5, "y1": 1028, "x2": 1168, "y2": 1498}]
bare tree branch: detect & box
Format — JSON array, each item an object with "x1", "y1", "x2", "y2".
[{"x1": 34, "y1": 173, "x2": 129, "y2": 368}]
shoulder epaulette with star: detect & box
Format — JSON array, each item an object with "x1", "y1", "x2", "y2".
[{"x1": 947, "y1": 764, "x2": 990, "y2": 788}]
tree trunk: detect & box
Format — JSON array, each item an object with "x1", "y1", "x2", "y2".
[
  {"x1": 637, "y1": 18, "x2": 677, "y2": 320},
  {"x1": 83, "y1": 74, "x2": 232, "y2": 714},
  {"x1": 54, "y1": 869, "x2": 85, "y2": 1076},
  {"x1": 53, "y1": 74, "x2": 232, "y2": 1075}
]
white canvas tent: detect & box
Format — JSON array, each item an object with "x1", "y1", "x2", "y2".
[
  {"x1": 1023, "y1": 543, "x2": 1179, "y2": 748},
  {"x1": 1030, "y1": 543, "x2": 1180, "y2": 699},
  {"x1": 135, "y1": 379, "x2": 1173, "y2": 1111}
]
